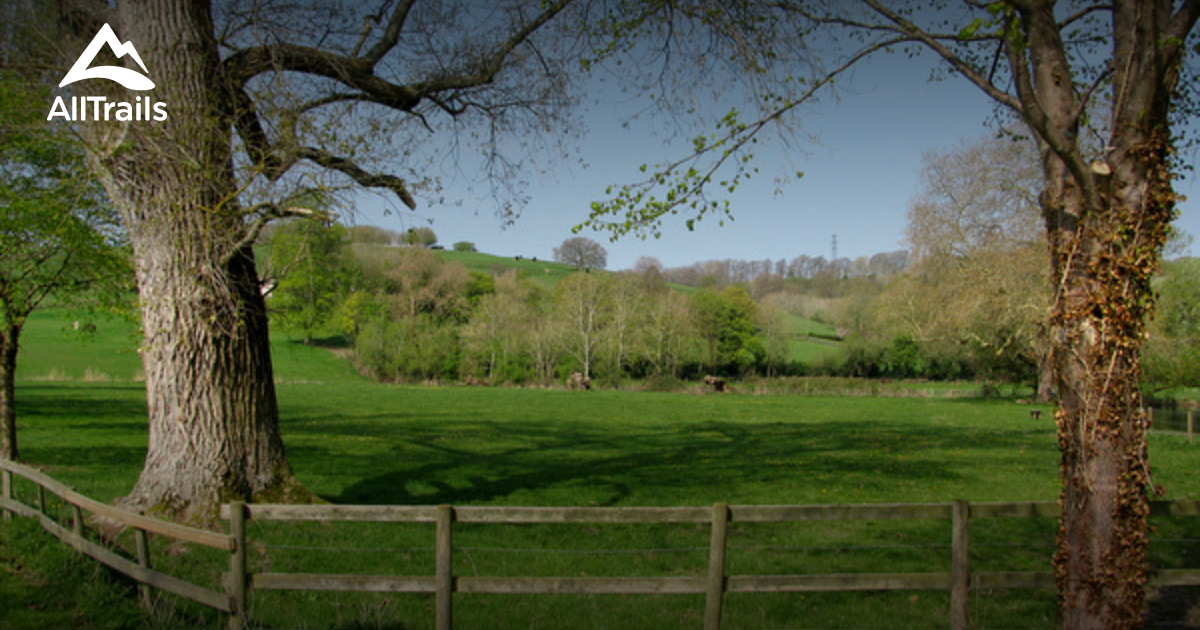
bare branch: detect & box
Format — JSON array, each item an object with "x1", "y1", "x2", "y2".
[
  {"x1": 221, "y1": 203, "x2": 326, "y2": 267},
  {"x1": 1058, "y1": 4, "x2": 1113, "y2": 30},
  {"x1": 295, "y1": 146, "x2": 416, "y2": 209},
  {"x1": 224, "y1": 43, "x2": 421, "y2": 109},
  {"x1": 406, "y1": 0, "x2": 573, "y2": 95},
  {"x1": 1166, "y1": 0, "x2": 1200, "y2": 59},
  {"x1": 231, "y1": 86, "x2": 285, "y2": 179},
  {"x1": 362, "y1": 0, "x2": 419, "y2": 66},
  {"x1": 224, "y1": 0, "x2": 573, "y2": 108},
  {"x1": 857, "y1": 0, "x2": 1022, "y2": 111}
]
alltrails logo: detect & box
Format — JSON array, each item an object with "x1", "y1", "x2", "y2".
[{"x1": 47, "y1": 23, "x2": 168, "y2": 122}]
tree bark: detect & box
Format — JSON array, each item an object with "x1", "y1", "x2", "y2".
[
  {"x1": 77, "y1": 1, "x2": 301, "y2": 520},
  {"x1": 1045, "y1": 158, "x2": 1167, "y2": 629},
  {"x1": 1, "y1": 323, "x2": 19, "y2": 461}
]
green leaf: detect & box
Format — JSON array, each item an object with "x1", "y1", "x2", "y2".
[{"x1": 958, "y1": 17, "x2": 983, "y2": 40}]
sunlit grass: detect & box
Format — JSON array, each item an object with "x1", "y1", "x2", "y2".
[{"x1": 8, "y1": 309, "x2": 1200, "y2": 628}]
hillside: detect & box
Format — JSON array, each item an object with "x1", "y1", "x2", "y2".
[
  {"x1": 17, "y1": 309, "x2": 363, "y2": 386},
  {"x1": 436, "y1": 249, "x2": 842, "y2": 365},
  {"x1": 436, "y1": 249, "x2": 580, "y2": 290}
]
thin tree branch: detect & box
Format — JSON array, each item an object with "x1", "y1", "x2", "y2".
[
  {"x1": 295, "y1": 146, "x2": 416, "y2": 209},
  {"x1": 858, "y1": 0, "x2": 1023, "y2": 111},
  {"x1": 221, "y1": 203, "x2": 324, "y2": 267},
  {"x1": 1166, "y1": 0, "x2": 1200, "y2": 59},
  {"x1": 362, "y1": 0, "x2": 419, "y2": 66},
  {"x1": 224, "y1": 0, "x2": 573, "y2": 106}
]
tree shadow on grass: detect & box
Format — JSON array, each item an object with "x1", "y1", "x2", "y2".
[
  {"x1": 20, "y1": 445, "x2": 147, "y2": 469},
  {"x1": 316, "y1": 418, "x2": 1036, "y2": 507},
  {"x1": 1146, "y1": 516, "x2": 1200, "y2": 628},
  {"x1": 11, "y1": 384, "x2": 149, "y2": 484},
  {"x1": 14, "y1": 383, "x2": 147, "y2": 425}
]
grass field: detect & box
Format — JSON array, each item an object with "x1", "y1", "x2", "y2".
[
  {"x1": 6, "y1": 310, "x2": 1200, "y2": 628},
  {"x1": 436, "y1": 250, "x2": 581, "y2": 292}
]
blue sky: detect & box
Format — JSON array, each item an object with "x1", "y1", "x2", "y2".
[{"x1": 354, "y1": 52, "x2": 1200, "y2": 271}]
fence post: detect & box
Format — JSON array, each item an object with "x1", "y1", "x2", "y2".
[
  {"x1": 705, "y1": 502, "x2": 730, "y2": 630},
  {"x1": 135, "y1": 528, "x2": 152, "y2": 609},
  {"x1": 436, "y1": 504, "x2": 454, "y2": 630},
  {"x1": 71, "y1": 503, "x2": 84, "y2": 538},
  {"x1": 227, "y1": 501, "x2": 248, "y2": 630},
  {"x1": 37, "y1": 484, "x2": 46, "y2": 515},
  {"x1": 951, "y1": 500, "x2": 970, "y2": 630},
  {"x1": 1, "y1": 466, "x2": 11, "y2": 522}
]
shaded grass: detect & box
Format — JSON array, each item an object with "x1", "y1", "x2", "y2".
[{"x1": 0, "y1": 516, "x2": 214, "y2": 630}]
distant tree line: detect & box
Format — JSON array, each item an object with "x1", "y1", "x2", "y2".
[
  {"x1": 261, "y1": 137, "x2": 1199, "y2": 393},
  {"x1": 652, "y1": 250, "x2": 909, "y2": 290},
  {"x1": 265, "y1": 225, "x2": 801, "y2": 384}
]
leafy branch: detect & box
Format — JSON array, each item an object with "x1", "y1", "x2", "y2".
[{"x1": 581, "y1": 33, "x2": 911, "y2": 240}]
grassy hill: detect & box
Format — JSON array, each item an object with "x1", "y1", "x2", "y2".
[
  {"x1": 784, "y1": 313, "x2": 842, "y2": 364},
  {"x1": 437, "y1": 249, "x2": 581, "y2": 291},
  {"x1": 436, "y1": 249, "x2": 843, "y2": 364},
  {"x1": 17, "y1": 249, "x2": 844, "y2": 385},
  {"x1": 16, "y1": 309, "x2": 363, "y2": 386}
]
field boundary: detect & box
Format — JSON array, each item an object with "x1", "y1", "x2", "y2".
[{"x1": 7, "y1": 458, "x2": 1200, "y2": 630}]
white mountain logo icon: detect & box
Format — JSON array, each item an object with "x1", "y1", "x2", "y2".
[{"x1": 60, "y1": 23, "x2": 155, "y2": 91}]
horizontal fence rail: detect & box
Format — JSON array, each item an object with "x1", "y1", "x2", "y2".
[
  {"x1": 217, "y1": 498, "x2": 1200, "y2": 630},
  {"x1": 0, "y1": 458, "x2": 236, "y2": 617},
  {"x1": 6, "y1": 457, "x2": 1200, "y2": 630}
]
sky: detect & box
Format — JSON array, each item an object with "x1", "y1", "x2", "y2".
[{"x1": 353, "y1": 51, "x2": 1200, "y2": 272}]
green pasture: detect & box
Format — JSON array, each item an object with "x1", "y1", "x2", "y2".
[
  {"x1": 6, "y1": 310, "x2": 1200, "y2": 628},
  {"x1": 437, "y1": 250, "x2": 580, "y2": 291},
  {"x1": 783, "y1": 313, "x2": 842, "y2": 364}
]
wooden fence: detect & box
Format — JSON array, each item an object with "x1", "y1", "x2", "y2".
[
  {"x1": 0, "y1": 457, "x2": 236, "y2": 616},
  {"x1": 6, "y1": 457, "x2": 1200, "y2": 630}
]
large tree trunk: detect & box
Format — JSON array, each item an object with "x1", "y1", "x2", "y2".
[
  {"x1": 79, "y1": 1, "x2": 302, "y2": 520},
  {"x1": 1045, "y1": 132, "x2": 1174, "y2": 630},
  {"x1": 1013, "y1": 3, "x2": 1187, "y2": 626},
  {"x1": 1, "y1": 323, "x2": 19, "y2": 461}
]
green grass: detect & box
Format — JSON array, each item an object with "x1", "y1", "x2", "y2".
[
  {"x1": 7, "y1": 309, "x2": 1200, "y2": 628},
  {"x1": 437, "y1": 249, "x2": 581, "y2": 291},
  {"x1": 781, "y1": 313, "x2": 843, "y2": 364},
  {"x1": 0, "y1": 516, "x2": 211, "y2": 630},
  {"x1": 17, "y1": 310, "x2": 143, "y2": 382}
]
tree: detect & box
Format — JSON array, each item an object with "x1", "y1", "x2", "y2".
[
  {"x1": 553, "y1": 236, "x2": 607, "y2": 269},
  {"x1": 585, "y1": 2, "x2": 1200, "y2": 625},
  {"x1": 384, "y1": 248, "x2": 470, "y2": 322},
  {"x1": 0, "y1": 71, "x2": 129, "y2": 461},
  {"x1": 555, "y1": 271, "x2": 611, "y2": 380},
  {"x1": 886, "y1": 135, "x2": 1051, "y2": 395},
  {"x1": 347, "y1": 225, "x2": 398, "y2": 246},
  {"x1": 690, "y1": 286, "x2": 760, "y2": 374},
  {"x1": 265, "y1": 219, "x2": 359, "y2": 344},
  {"x1": 403, "y1": 226, "x2": 438, "y2": 248},
  {"x1": 1144, "y1": 258, "x2": 1200, "y2": 390},
  {"x1": 640, "y1": 290, "x2": 693, "y2": 377},
  {"x1": 51, "y1": 0, "x2": 585, "y2": 518},
  {"x1": 462, "y1": 271, "x2": 544, "y2": 382},
  {"x1": 603, "y1": 273, "x2": 645, "y2": 377}
]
